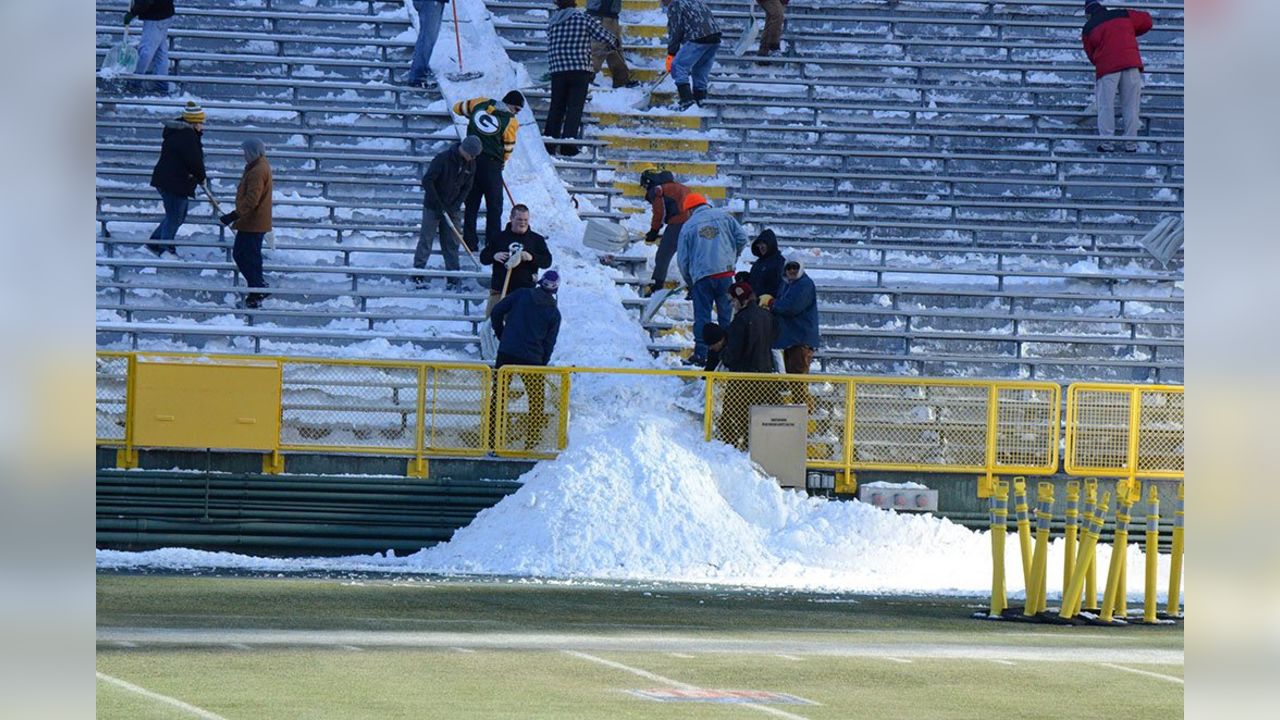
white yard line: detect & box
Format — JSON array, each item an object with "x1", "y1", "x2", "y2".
[
  {"x1": 884, "y1": 657, "x2": 913, "y2": 664},
  {"x1": 669, "y1": 652, "x2": 695, "y2": 659},
  {"x1": 337, "y1": 644, "x2": 363, "y2": 652},
  {"x1": 987, "y1": 659, "x2": 1016, "y2": 666},
  {"x1": 96, "y1": 672, "x2": 229, "y2": 720},
  {"x1": 776, "y1": 654, "x2": 804, "y2": 661},
  {"x1": 564, "y1": 650, "x2": 813, "y2": 720},
  {"x1": 450, "y1": 646, "x2": 477, "y2": 654},
  {"x1": 1098, "y1": 663, "x2": 1184, "y2": 685}
]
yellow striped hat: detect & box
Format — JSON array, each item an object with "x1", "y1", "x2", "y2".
[{"x1": 181, "y1": 101, "x2": 206, "y2": 124}]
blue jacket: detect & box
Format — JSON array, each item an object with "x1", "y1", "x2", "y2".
[
  {"x1": 491, "y1": 287, "x2": 561, "y2": 365},
  {"x1": 677, "y1": 205, "x2": 748, "y2": 286},
  {"x1": 772, "y1": 269, "x2": 820, "y2": 350}
]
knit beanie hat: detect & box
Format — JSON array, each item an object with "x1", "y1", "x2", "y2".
[
  {"x1": 702, "y1": 322, "x2": 726, "y2": 346},
  {"x1": 1084, "y1": 0, "x2": 1102, "y2": 13},
  {"x1": 538, "y1": 270, "x2": 560, "y2": 292},
  {"x1": 502, "y1": 90, "x2": 526, "y2": 110},
  {"x1": 460, "y1": 136, "x2": 482, "y2": 157},
  {"x1": 729, "y1": 281, "x2": 754, "y2": 303},
  {"x1": 181, "y1": 101, "x2": 206, "y2": 124},
  {"x1": 683, "y1": 193, "x2": 708, "y2": 212}
]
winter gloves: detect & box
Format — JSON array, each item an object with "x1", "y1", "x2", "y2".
[
  {"x1": 219, "y1": 211, "x2": 241, "y2": 227},
  {"x1": 645, "y1": 228, "x2": 661, "y2": 244},
  {"x1": 758, "y1": 294, "x2": 774, "y2": 308},
  {"x1": 124, "y1": 12, "x2": 135, "y2": 25}
]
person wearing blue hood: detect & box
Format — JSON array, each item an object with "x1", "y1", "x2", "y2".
[
  {"x1": 490, "y1": 270, "x2": 562, "y2": 450},
  {"x1": 546, "y1": 0, "x2": 619, "y2": 156}
]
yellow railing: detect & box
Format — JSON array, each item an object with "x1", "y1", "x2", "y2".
[
  {"x1": 96, "y1": 351, "x2": 491, "y2": 476},
  {"x1": 1064, "y1": 383, "x2": 1184, "y2": 480},
  {"x1": 99, "y1": 352, "x2": 1194, "y2": 492},
  {"x1": 490, "y1": 365, "x2": 1061, "y2": 494}
]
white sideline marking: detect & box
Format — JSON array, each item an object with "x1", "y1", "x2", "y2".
[
  {"x1": 114, "y1": 641, "x2": 138, "y2": 648},
  {"x1": 97, "y1": 672, "x2": 229, "y2": 720},
  {"x1": 885, "y1": 657, "x2": 913, "y2": 664},
  {"x1": 1098, "y1": 663, "x2": 1184, "y2": 685},
  {"x1": 987, "y1": 659, "x2": 1016, "y2": 666},
  {"x1": 451, "y1": 646, "x2": 477, "y2": 654},
  {"x1": 776, "y1": 654, "x2": 804, "y2": 661},
  {"x1": 338, "y1": 644, "x2": 363, "y2": 652},
  {"x1": 669, "y1": 653, "x2": 695, "y2": 659},
  {"x1": 227, "y1": 643, "x2": 252, "y2": 651},
  {"x1": 565, "y1": 651, "x2": 812, "y2": 720}
]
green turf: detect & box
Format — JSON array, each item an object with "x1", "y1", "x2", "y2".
[{"x1": 97, "y1": 573, "x2": 1183, "y2": 719}]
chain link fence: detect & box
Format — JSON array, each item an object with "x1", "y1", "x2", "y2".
[
  {"x1": 1065, "y1": 384, "x2": 1184, "y2": 478},
  {"x1": 96, "y1": 352, "x2": 130, "y2": 443}
]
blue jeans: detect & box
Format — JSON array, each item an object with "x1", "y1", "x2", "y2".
[
  {"x1": 134, "y1": 18, "x2": 172, "y2": 93},
  {"x1": 149, "y1": 191, "x2": 189, "y2": 251},
  {"x1": 671, "y1": 40, "x2": 719, "y2": 93},
  {"x1": 233, "y1": 231, "x2": 268, "y2": 303},
  {"x1": 692, "y1": 275, "x2": 732, "y2": 360},
  {"x1": 409, "y1": 1, "x2": 445, "y2": 83}
]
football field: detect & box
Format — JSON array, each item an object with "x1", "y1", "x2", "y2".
[{"x1": 97, "y1": 574, "x2": 1183, "y2": 719}]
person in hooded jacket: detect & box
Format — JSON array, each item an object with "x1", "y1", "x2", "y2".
[
  {"x1": 480, "y1": 204, "x2": 553, "y2": 316},
  {"x1": 746, "y1": 228, "x2": 785, "y2": 303},
  {"x1": 146, "y1": 100, "x2": 207, "y2": 256},
  {"x1": 771, "y1": 259, "x2": 819, "y2": 374},
  {"x1": 640, "y1": 168, "x2": 692, "y2": 296},
  {"x1": 546, "y1": 0, "x2": 619, "y2": 156},
  {"x1": 490, "y1": 270, "x2": 562, "y2": 450},
  {"x1": 218, "y1": 138, "x2": 273, "y2": 308}
]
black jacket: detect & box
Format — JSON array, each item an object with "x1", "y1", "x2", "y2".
[
  {"x1": 747, "y1": 230, "x2": 785, "y2": 300},
  {"x1": 722, "y1": 302, "x2": 776, "y2": 373},
  {"x1": 149, "y1": 119, "x2": 206, "y2": 197},
  {"x1": 491, "y1": 287, "x2": 561, "y2": 366},
  {"x1": 421, "y1": 143, "x2": 476, "y2": 212},
  {"x1": 132, "y1": 0, "x2": 175, "y2": 21},
  {"x1": 480, "y1": 225, "x2": 553, "y2": 293}
]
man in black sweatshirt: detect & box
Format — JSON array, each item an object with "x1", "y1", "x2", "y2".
[{"x1": 479, "y1": 204, "x2": 553, "y2": 316}]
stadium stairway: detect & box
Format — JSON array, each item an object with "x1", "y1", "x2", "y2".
[
  {"x1": 489, "y1": 0, "x2": 1184, "y2": 383},
  {"x1": 95, "y1": 0, "x2": 629, "y2": 356}
]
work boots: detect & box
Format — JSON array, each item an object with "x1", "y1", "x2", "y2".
[
  {"x1": 693, "y1": 88, "x2": 707, "y2": 106},
  {"x1": 675, "y1": 83, "x2": 695, "y2": 111}
]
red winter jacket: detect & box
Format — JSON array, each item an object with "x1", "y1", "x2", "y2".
[{"x1": 1082, "y1": 8, "x2": 1153, "y2": 79}]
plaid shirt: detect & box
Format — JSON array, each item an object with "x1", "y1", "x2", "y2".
[{"x1": 548, "y1": 8, "x2": 618, "y2": 74}]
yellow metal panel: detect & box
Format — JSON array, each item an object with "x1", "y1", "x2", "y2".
[
  {"x1": 131, "y1": 356, "x2": 281, "y2": 451},
  {"x1": 1064, "y1": 383, "x2": 1183, "y2": 479},
  {"x1": 594, "y1": 112, "x2": 704, "y2": 130},
  {"x1": 600, "y1": 134, "x2": 710, "y2": 152},
  {"x1": 623, "y1": 0, "x2": 660, "y2": 11},
  {"x1": 623, "y1": 24, "x2": 667, "y2": 39},
  {"x1": 614, "y1": 181, "x2": 728, "y2": 199},
  {"x1": 608, "y1": 160, "x2": 720, "y2": 177},
  {"x1": 605, "y1": 66, "x2": 663, "y2": 81}
]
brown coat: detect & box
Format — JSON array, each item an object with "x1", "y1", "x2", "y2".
[{"x1": 234, "y1": 156, "x2": 273, "y2": 232}]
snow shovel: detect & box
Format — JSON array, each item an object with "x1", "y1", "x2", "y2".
[
  {"x1": 1139, "y1": 216, "x2": 1184, "y2": 268},
  {"x1": 641, "y1": 282, "x2": 685, "y2": 324},
  {"x1": 733, "y1": 6, "x2": 761, "y2": 57},
  {"x1": 582, "y1": 219, "x2": 631, "y2": 253},
  {"x1": 445, "y1": 0, "x2": 484, "y2": 82},
  {"x1": 440, "y1": 211, "x2": 483, "y2": 270},
  {"x1": 478, "y1": 242, "x2": 523, "y2": 360},
  {"x1": 636, "y1": 70, "x2": 670, "y2": 110},
  {"x1": 201, "y1": 182, "x2": 226, "y2": 216},
  {"x1": 100, "y1": 23, "x2": 138, "y2": 77}
]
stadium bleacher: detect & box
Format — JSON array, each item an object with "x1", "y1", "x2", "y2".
[{"x1": 96, "y1": 0, "x2": 1183, "y2": 382}]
